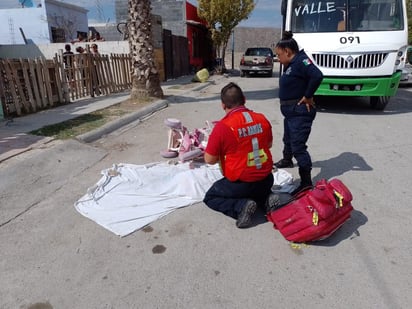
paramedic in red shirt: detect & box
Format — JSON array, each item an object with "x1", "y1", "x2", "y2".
[{"x1": 203, "y1": 82, "x2": 280, "y2": 228}]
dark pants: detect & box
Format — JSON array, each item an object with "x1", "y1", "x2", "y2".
[
  {"x1": 280, "y1": 103, "x2": 316, "y2": 169},
  {"x1": 203, "y1": 173, "x2": 274, "y2": 219}
]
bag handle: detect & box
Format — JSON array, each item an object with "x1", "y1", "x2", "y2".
[{"x1": 276, "y1": 185, "x2": 313, "y2": 209}]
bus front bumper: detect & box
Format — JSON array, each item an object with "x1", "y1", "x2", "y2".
[{"x1": 315, "y1": 71, "x2": 402, "y2": 97}]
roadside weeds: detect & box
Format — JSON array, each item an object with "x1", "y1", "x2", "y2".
[{"x1": 29, "y1": 98, "x2": 155, "y2": 140}]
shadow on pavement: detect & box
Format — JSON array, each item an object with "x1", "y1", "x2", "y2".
[
  {"x1": 312, "y1": 152, "x2": 373, "y2": 181},
  {"x1": 166, "y1": 94, "x2": 221, "y2": 104},
  {"x1": 309, "y1": 152, "x2": 370, "y2": 246},
  {"x1": 0, "y1": 133, "x2": 54, "y2": 163},
  {"x1": 243, "y1": 88, "x2": 279, "y2": 101},
  {"x1": 315, "y1": 92, "x2": 412, "y2": 115},
  {"x1": 309, "y1": 209, "x2": 368, "y2": 247}
]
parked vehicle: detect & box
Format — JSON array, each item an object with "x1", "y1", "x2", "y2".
[{"x1": 240, "y1": 47, "x2": 274, "y2": 77}]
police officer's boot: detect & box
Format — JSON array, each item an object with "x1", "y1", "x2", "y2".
[
  {"x1": 291, "y1": 167, "x2": 313, "y2": 196},
  {"x1": 274, "y1": 152, "x2": 294, "y2": 168}
]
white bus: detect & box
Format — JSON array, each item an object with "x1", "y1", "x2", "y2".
[{"x1": 281, "y1": 0, "x2": 409, "y2": 110}]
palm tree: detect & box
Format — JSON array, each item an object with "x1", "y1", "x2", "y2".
[{"x1": 128, "y1": 0, "x2": 163, "y2": 99}]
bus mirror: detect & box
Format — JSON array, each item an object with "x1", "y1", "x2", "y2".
[
  {"x1": 408, "y1": 47, "x2": 412, "y2": 64},
  {"x1": 281, "y1": 0, "x2": 286, "y2": 16}
]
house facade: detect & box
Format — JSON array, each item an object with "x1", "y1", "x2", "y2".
[
  {"x1": 185, "y1": 2, "x2": 214, "y2": 70},
  {"x1": 0, "y1": 0, "x2": 88, "y2": 45},
  {"x1": 115, "y1": 0, "x2": 214, "y2": 71}
]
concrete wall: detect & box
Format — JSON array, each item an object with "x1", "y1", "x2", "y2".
[
  {"x1": 115, "y1": 0, "x2": 128, "y2": 23},
  {"x1": 232, "y1": 27, "x2": 282, "y2": 53},
  {"x1": 116, "y1": 0, "x2": 187, "y2": 37},
  {"x1": 223, "y1": 27, "x2": 282, "y2": 70},
  {"x1": 221, "y1": 27, "x2": 281, "y2": 69},
  {"x1": 151, "y1": 0, "x2": 186, "y2": 37},
  {"x1": 89, "y1": 14, "x2": 163, "y2": 48},
  {"x1": 88, "y1": 23, "x2": 125, "y2": 42}
]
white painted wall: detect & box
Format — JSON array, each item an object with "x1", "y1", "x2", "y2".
[
  {"x1": 0, "y1": 7, "x2": 49, "y2": 44},
  {"x1": 44, "y1": 0, "x2": 88, "y2": 41},
  {"x1": 0, "y1": 0, "x2": 88, "y2": 45}
]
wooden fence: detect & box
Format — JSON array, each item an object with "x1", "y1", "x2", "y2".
[{"x1": 0, "y1": 52, "x2": 134, "y2": 118}]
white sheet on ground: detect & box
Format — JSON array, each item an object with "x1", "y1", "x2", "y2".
[{"x1": 74, "y1": 162, "x2": 293, "y2": 237}]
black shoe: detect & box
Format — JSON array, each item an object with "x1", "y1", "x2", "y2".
[
  {"x1": 291, "y1": 168, "x2": 313, "y2": 196},
  {"x1": 236, "y1": 200, "x2": 257, "y2": 228},
  {"x1": 265, "y1": 193, "x2": 281, "y2": 213},
  {"x1": 274, "y1": 159, "x2": 294, "y2": 168}
]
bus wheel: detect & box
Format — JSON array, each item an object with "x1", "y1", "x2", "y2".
[{"x1": 370, "y1": 96, "x2": 389, "y2": 110}]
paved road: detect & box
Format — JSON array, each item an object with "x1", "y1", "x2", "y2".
[{"x1": 1, "y1": 72, "x2": 412, "y2": 309}]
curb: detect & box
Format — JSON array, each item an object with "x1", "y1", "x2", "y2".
[
  {"x1": 189, "y1": 81, "x2": 214, "y2": 92},
  {"x1": 77, "y1": 99, "x2": 169, "y2": 143}
]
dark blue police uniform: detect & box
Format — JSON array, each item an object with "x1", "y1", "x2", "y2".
[{"x1": 278, "y1": 50, "x2": 323, "y2": 170}]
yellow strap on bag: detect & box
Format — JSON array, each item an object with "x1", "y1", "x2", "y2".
[
  {"x1": 312, "y1": 209, "x2": 319, "y2": 226},
  {"x1": 334, "y1": 190, "x2": 344, "y2": 207}
]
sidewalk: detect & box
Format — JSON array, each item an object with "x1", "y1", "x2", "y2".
[{"x1": 0, "y1": 74, "x2": 216, "y2": 163}]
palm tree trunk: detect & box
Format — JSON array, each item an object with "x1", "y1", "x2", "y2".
[{"x1": 128, "y1": 0, "x2": 163, "y2": 99}]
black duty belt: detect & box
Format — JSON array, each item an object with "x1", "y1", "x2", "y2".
[{"x1": 280, "y1": 99, "x2": 300, "y2": 105}]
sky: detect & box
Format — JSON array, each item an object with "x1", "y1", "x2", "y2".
[{"x1": 0, "y1": 0, "x2": 282, "y2": 28}]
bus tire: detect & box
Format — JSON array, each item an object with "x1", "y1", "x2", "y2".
[{"x1": 370, "y1": 96, "x2": 389, "y2": 110}]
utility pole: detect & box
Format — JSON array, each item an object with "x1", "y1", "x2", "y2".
[{"x1": 8, "y1": 17, "x2": 16, "y2": 45}]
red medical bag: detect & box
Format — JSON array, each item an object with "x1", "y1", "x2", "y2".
[{"x1": 267, "y1": 179, "x2": 354, "y2": 243}]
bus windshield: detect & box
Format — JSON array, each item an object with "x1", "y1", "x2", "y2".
[{"x1": 290, "y1": 0, "x2": 404, "y2": 33}]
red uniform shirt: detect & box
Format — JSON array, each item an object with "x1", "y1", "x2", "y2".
[{"x1": 206, "y1": 106, "x2": 273, "y2": 182}]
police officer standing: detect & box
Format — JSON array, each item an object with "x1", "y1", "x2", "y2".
[{"x1": 274, "y1": 31, "x2": 323, "y2": 195}]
